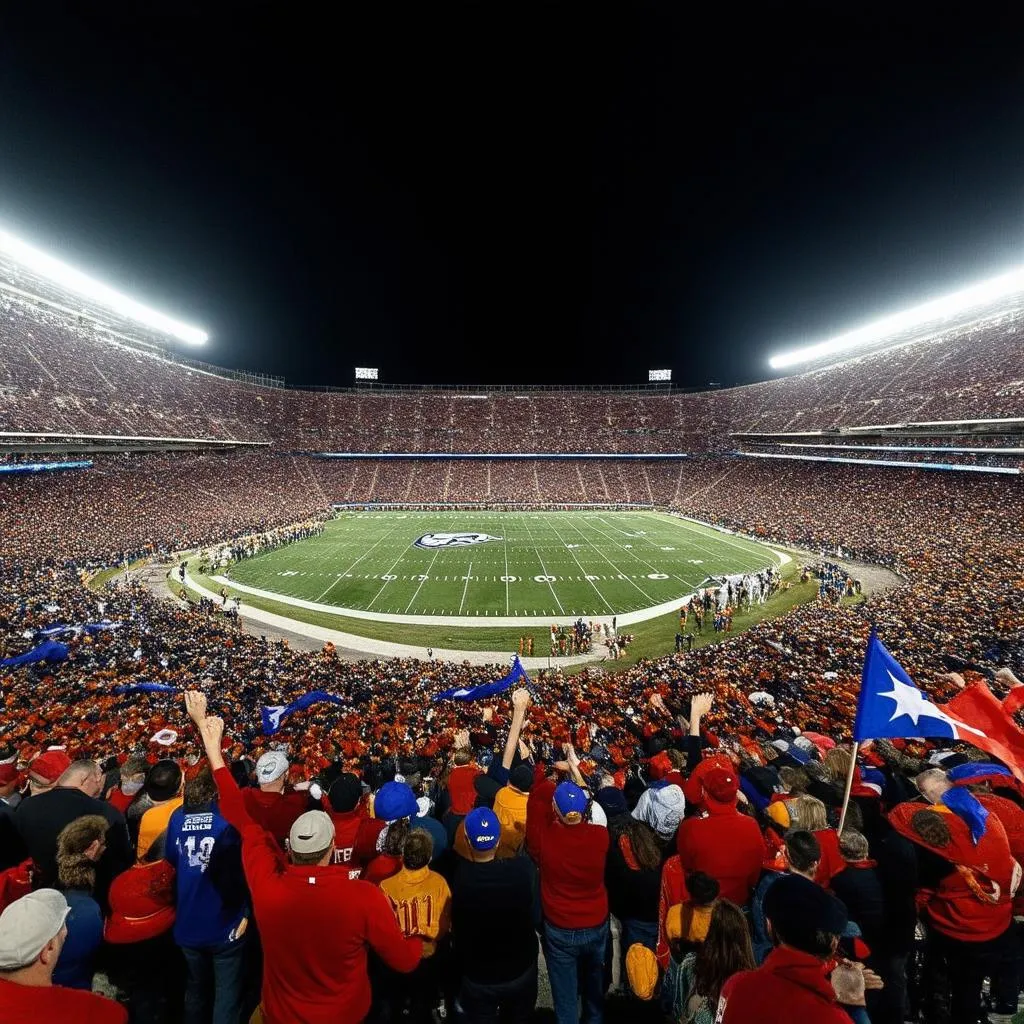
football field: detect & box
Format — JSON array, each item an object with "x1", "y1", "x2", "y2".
[{"x1": 221, "y1": 510, "x2": 780, "y2": 620}]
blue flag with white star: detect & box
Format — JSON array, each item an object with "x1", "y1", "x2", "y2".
[{"x1": 853, "y1": 631, "x2": 969, "y2": 742}]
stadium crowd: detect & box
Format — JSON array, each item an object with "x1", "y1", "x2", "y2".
[{"x1": 0, "y1": 449, "x2": 1022, "y2": 1021}]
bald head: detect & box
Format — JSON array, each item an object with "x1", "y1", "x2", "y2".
[
  {"x1": 915, "y1": 767, "x2": 951, "y2": 805},
  {"x1": 59, "y1": 760, "x2": 103, "y2": 798}
]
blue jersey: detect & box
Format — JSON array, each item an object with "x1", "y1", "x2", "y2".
[{"x1": 166, "y1": 801, "x2": 247, "y2": 948}]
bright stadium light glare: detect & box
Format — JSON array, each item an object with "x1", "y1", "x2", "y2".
[
  {"x1": 768, "y1": 266, "x2": 1024, "y2": 370},
  {"x1": 0, "y1": 228, "x2": 208, "y2": 345}
]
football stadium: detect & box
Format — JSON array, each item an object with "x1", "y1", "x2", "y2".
[{"x1": 2, "y1": 9, "x2": 1024, "y2": 1024}]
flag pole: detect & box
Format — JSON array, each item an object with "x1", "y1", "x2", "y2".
[{"x1": 837, "y1": 740, "x2": 860, "y2": 834}]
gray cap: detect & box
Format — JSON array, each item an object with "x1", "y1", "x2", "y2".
[
  {"x1": 256, "y1": 750, "x2": 289, "y2": 785},
  {"x1": 288, "y1": 810, "x2": 335, "y2": 855},
  {"x1": 0, "y1": 889, "x2": 70, "y2": 970}
]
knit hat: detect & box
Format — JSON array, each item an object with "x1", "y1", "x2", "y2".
[
  {"x1": 625, "y1": 943, "x2": 658, "y2": 1000},
  {"x1": 509, "y1": 763, "x2": 534, "y2": 792},
  {"x1": 763, "y1": 873, "x2": 848, "y2": 954},
  {"x1": 766, "y1": 800, "x2": 792, "y2": 830},
  {"x1": 374, "y1": 781, "x2": 418, "y2": 822},
  {"x1": 256, "y1": 750, "x2": 289, "y2": 785},
  {"x1": 105, "y1": 861, "x2": 176, "y2": 943},
  {"x1": 632, "y1": 783, "x2": 685, "y2": 838},
  {"x1": 553, "y1": 781, "x2": 588, "y2": 824},
  {"x1": 28, "y1": 750, "x2": 70, "y2": 786},
  {"x1": 328, "y1": 772, "x2": 362, "y2": 812},
  {"x1": 0, "y1": 890, "x2": 70, "y2": 970},
  {"x1": 666, "y1": 902, "x2": 713, "y2": 944},
  {"x1": 702, "y1": 765, "x2": 739, "y2": 804},
  {"x1": 464, "y1": 807, "x2": 500, "y2": 852}
]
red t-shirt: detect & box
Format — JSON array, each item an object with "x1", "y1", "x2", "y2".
[
  {"x1": 446, "y1": 764, "x2": 482, "y2": 816},
  {"x1": 676, "y1": 806, "x2": 766, "y2": 906},
  {"x1": 0, "y1": 978, "x2": 128, "y2": 1024}
]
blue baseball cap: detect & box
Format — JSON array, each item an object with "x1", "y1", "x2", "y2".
[
  {"x1": 374, "y1": 781, "x2": 418, "y2": 822},
  {"x1": 464, "y1": 807, "x2": 500, "y2": 851},
  {"x1": 553, "y1": 781, "x2": 588, "y2": 824}
]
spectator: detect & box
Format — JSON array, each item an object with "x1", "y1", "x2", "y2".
[
  {"x1": 135, "y1": 759, "x2": 184, "y2": 861},
  {"x1": 378, "y1": 828, "x2": 452, "y2": 1022},
  {"x1": 527, "y1": 767, "x2": 610, "y2": 1024},
  {"x1": 184, "y1": 690, "x2": 422, "y2": 1023},
  {"x1": 451, "y1": 806, "x2": 539, "y2": 1022},
  {"x1": 0, "y1": 888, "x2": 127, "y2": 1023},
  {"x1": 241, "y1": 750, "x2": 312, "y2": 851},
  {"x1": 364, "y1": 781, "x2": 419, "y2": 885},
  {"x1": 678, "y1": 755, "x2": 766, "y2": 907},
  {"x1": 325, "y1": 771, "x2": 384, "y2": 876},
  {"x1": 52, "y1": 814, "x2": 107, "y2": 991},
  {"x1": 105, "y1": 756, "x2": 147, "y2": 816},
  {"x1": 717, "y1": 873, "x2": 865, "y2": 1022},
  {"x1": 15, "y1": 757, "x2": 132, "y2": 907},
  {"x1": 165, "y1": 763, "x2": 249, "y2": 1024},
  {"x1": 666, "y1": 899, "x2": 754, "y2": 1024},
  {"x1": 750, "y1": 829, "x2": 821, "y2": 964}
]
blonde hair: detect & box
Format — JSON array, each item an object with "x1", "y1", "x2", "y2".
[
  {"x1": 823, "y1": 747, "x2": 852, "y2": 785},
  {"x1": 787, "y1": 794, "x2": 828, "y2": 832}
]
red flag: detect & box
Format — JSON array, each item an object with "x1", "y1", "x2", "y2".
[{"x1": 941, "y1": 682, "x2": 1024, "y2": 783}]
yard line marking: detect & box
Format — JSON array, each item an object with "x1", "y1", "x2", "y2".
[
  {"x1": 313, "y1": 517, "x2": 411, "y2": 603},
  {"x1": 404, "y1": 549, "x2": 441, "y2": 613},
  {"x1": 561, "y1": 517, "x2": 661, "y2": 603},
  {"x1": 458, "y1": 562, "x2": 473, "y2": 615},
  {"x1": 521, "y1": 514, "x2": 565, "y2": 615},
  {"x1": 503, "y1": 523, "x2": 512, "y2": 615},
  {"x1": 544, "y1": 517, "x2": 614, "y2": 613}
]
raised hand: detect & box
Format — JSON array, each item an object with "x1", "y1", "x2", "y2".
[
  {"x1": 454, "y1": 728, "x2": 471, "y2": 750},
  {"x1": 690, "y1": 691, "x2": 714, "y2": 718},
  {"x1": 184, "y1": 690, "x2": 208, "y2": 724},
  {"x1": 511, "y1": 688, "x2": 531, "y2": 712}
]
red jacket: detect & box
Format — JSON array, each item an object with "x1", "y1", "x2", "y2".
[
  {"x1": 446, "y1": 764, "x2": 482, "y2": 816},
  {"x1": 526, "y1": 777, "x2": 609, "y2": 929},
  {"x1": 215, "y1": 767, "x2": 421, "y2": 1023},
  {"x1": 718, "y1": 945, "x2": 851, "y2": 1023},
  {"x1": 676, "y1": 806, "x2": 766, "y2": 906},
  {"x1": 242, "y1": 788, "x2": 311, "y2": 850},
  {"x1": 655, "y1": 853, "x2": 687, "y2": 969},
  {"x1": 330, "y1": 809, "x2": 386, "y2": 878},
  {"x1": 889, "y1": 800, "x2": 1016, "y2": 943},
  {"x1": 0, "y1": 978, "x2": 128, "y2": 1023}
]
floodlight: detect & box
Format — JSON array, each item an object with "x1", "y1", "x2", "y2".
[
  {"x1": 354, "y1": 367, "x2": 379, "y2": 380},
  {"x1": 648, "y1": 368, "x2": 671, "y2": 382},
  {"x1": 768, "y1": 266, "x2": 1024, "y2": 370},
  {"x1": 0, "y1": 228, "x2": 208, "y2": 344}
]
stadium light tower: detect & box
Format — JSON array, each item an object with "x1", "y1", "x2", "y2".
[
  {"x1": 768, "y1": 265, "x2": 1024, "y2": 370},
  {"x1": 0, "y1": 227, "x2": 208, "y2": 345}
]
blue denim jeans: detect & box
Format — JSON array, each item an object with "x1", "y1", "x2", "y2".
[
  {"x1": 619, "y1": 917, "x2": 658, "y2": 994},
  {"x1": 181, "y1": 936, "x2": 248, "y2": 1024},
  {"x1": 543, "y1": 919, "x2": 609, "y2": 1024}
]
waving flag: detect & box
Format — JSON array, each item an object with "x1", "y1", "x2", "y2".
[
  {"x1": 854, "y1": 632, "x2": 1024, "y2": 781},
  {"x1": 114, "y1": 682, "x2": 178, "y2": 695},
  {"x1": 262, "y1": 691, "x2": 347, "y2": 735},
  {"x1": 433, "y1": 655, "x2": 530, "y2": 702},
  {"x1": 0, "y1": 640, "x2": 70, "y2": 668}
]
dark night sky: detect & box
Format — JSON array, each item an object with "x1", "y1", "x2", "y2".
[{"x1": 1, "y1": 2, "x2": 1022, "y2": 388}]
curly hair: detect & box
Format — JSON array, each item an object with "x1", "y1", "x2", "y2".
[{"x1": 56, "y1": 814, "x2": 108, "y2": 891}]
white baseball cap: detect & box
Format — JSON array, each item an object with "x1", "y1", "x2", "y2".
[
  {"x1": 0, "y1": 889, "x2": 70, "y2": 970},
  {"x1": 256, "y1": 750, "x2": 289, "y2": 785}
]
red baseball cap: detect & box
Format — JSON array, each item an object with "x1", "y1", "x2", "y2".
[{"x1": 28, "y1": 750, "x2": 71, "y2": 785}]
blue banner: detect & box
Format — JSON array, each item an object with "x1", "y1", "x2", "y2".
[
  {"x1": 114, "y1": 682, "x2": 179, "y2": 695},
  {"x1": 433, "y1": 656, "x2": 530, "y2": 702},
  {"x1": 262, "y1": 691, "x2": 347, "y2": 735},
  {"x1": 0, "y1": 640, "x2": 70, "y2": 668}
]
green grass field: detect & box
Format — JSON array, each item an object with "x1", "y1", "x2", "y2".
[{"x1": 219, "y1": 510, "x2": 780, "y2": 619}]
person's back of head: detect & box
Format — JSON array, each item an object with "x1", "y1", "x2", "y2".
[
  {"x1": 837, "y1": 828, "x2": 870, "y2": 863},
  {"x1": 401, "y1": 829, "x2": 433, "y2": 871},
  {"x1": 685, "y1": 871, "x2": 721, "y2": 908},
  {"x1": 787, "y1": 794, "x2": 828, "y2": 832},
  {"x1": 0, "y1": 889, "x2": 70, "y2": 985},
  {"x1": 763, "y1": 873, "x2": 848, "y2": 960},
  {"x1": 56, "y1": 814, "x2": 109, "y2": 891},
  {"x1": 694, "y1": 900, "x2": 755, "y2": 1006},
  {"x1": 144, "y1": 760, "x2": 183, "y2": 805},
  {"x1": 182, "y1": 764, "x2": 217, "y2": 810},
  {"x1": 59, "y1": 759, "x2": 103, "y2": 798},
  {"x1": 783, "y1": 829, "x2": 821, "y2": 878}
]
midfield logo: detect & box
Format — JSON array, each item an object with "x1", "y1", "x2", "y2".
[{"x1": 414, "y1": 532, "x2": 503, "y2": 549}]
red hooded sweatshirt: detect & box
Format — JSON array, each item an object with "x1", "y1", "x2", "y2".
[
  {"x1": 215, "y1": 767, "x2": 421, "y2": 1023},
  {"x1": 889, "y1": 800, "x2": 1016, "y2": 943},
  {"x1": 717, "y1": 945, "x2": 852, "y2": 1023},
  {"x1": 526, "y1": 777, "x2": 609, "y2": 929}
]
